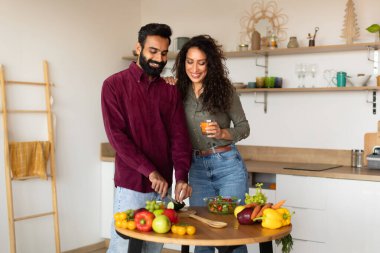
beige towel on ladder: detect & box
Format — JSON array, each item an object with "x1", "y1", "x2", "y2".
[{"x1": 9, "y1": 141, "x2": 51, "y2": 180}]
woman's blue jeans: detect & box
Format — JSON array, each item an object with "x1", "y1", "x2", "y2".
[{"x1": 189, "y1": 144, "x2": 249, "y2": 253}]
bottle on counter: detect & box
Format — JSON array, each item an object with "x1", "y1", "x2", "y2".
[
  {"x1": 356, "y1": 150, "x2": 363, "y2": 168},
  {"x1": 351, "y1": 149, "x2": 363, "y2": 168}
]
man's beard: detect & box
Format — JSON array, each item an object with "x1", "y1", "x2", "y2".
[{"x1": 139, "y1": 53, "x2": 167, "y2": 77}]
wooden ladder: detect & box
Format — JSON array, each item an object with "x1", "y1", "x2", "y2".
[{"x1": 0, "y1": 61, "x2": 61, "y2": 253}]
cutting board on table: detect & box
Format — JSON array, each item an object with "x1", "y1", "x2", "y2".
[{"x1": 364, "y1": 121, "x2": 380, "y2": 166}]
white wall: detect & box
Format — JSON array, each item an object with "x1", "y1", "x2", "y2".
[
  {"x1": 0, "y1": 0, "x2": 140, "y2": 252},
  {"x1": 142, "y1": 0, "x2": 380, "y2": 149},
  {"x1": 0, "y1": 0, "x2": 379, "y2": 252}
]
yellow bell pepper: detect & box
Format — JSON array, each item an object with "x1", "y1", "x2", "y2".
[
  {"x1": 276, "y1": 208, "x2": 292, "y2": 226},
  {"x1": 261, "y1": 208, "x2": 292, "y2": 229}
]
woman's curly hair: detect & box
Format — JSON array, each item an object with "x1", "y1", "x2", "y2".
[{"x1": 172, "y1": 35, "x2": 234, "y2": 113}]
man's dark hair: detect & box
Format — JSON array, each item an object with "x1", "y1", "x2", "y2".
[{"x1": 138, "y1": 23, "x2": 172, "y2": 47}]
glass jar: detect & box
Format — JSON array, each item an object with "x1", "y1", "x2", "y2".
[
  {"x1": 269, "y1": 34, "x2": 278, "y2": 48},
  {"x1": 287, "y1": 37, "x2": 299, "y2": 48}
]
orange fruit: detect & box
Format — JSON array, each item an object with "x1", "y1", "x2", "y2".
[
  {"x1": 176, "y1": 226, "x2": 186, "y2": 235},
  {"x1": 127, "y1": 220, "x2": 136, "y2": 230},
  {"x1": 186, "y1": 225, "x2": 196, "y2": 235}
]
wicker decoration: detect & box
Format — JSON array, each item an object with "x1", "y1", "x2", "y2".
[
  {"x1": 240, "y1": 0, "x2": 288, "y2": 45},
  {"x1": 340, "y1": 0, "x2": 360, "y2": 44}
]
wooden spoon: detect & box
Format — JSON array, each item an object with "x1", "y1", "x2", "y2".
[{"x1": 179, "y1": 209, "x2": 227, "y2": 229}]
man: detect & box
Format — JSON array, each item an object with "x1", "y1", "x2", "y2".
[{"x1": 101, "y1": 23, "x2": 192, "y2": 253}]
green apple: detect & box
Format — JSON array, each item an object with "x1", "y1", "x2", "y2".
[
  {"x1": 152, "y1": 215, "x2": 171, "y2": 234},
  {"x1": 153, "y1": 209, "x2": 164, "y2": 217}
]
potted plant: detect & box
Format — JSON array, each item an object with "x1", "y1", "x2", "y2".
[{"x1": 366, "y1": 24, "x2": 380, "y2": 42}]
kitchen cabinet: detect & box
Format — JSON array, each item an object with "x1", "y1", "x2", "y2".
[
  {"x1": 276, "y1": 174, "x2": 380, "y2": 253},
  {"x1": 100, "y1": 161, "x2": 114, "y2": 239}
]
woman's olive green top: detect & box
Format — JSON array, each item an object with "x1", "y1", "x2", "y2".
[{"x1": 183, "y1": 86, "x2": 250, "y2": 151}]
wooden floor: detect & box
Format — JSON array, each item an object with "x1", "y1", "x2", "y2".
[{"x1": 89, "y1": 247, "x2": 179, "y2": 253}]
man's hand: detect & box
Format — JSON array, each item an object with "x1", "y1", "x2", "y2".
[
  {"x1": 148, "y1": 171, "x2": 168, "y2": 199},
  {"x1": 174, "y1": 180, "x2": 192, "y2": 203}
]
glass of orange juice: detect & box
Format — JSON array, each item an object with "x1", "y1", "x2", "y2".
[{"x1": 200, "y1": 120, "x2": 214, "y2": 136}]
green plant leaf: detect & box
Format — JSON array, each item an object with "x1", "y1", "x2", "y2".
[{"x1": 366, "y1": 24, "x2": 380, "y2": 33}]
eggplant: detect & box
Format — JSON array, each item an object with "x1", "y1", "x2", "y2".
[{"x1": 237, "y1": 207, "x2": 254, "y2": 225}]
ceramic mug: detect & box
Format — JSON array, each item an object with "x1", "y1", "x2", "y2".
[
  {"x1": 264, "y1": 77, "x2": 275, "y2": 88},
  {"x1": 247, "y1": 82, "x2": 256, "y2": 88},
  {"x1": 274, "y1": 77, "x2": 283, "y2": 88},
  {"x1": 256, "y1": 77, "x2": 265, "y2": 88},
  {"x1": 334, "y1": 71, "x2": 347, "y2": 87}
]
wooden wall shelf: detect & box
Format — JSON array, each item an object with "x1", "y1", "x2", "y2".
[
  {"x1": 225, "y1": 42, "x2": 380, "y2": 57},
  {"x1": 237, "y1": 86, "x2": 380, "y2": 93},
  {"x1": 122, "y1": 42, "x2": 380, "y2": 60},
  {"x1": 239, "y1": 86, "x2": 378, "y2": 115}
]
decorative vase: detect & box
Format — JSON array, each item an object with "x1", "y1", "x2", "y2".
[
  {"x1": 251, "y1": 31, "x2": 261, "y2": 50},
  {"x1": 287, "y1": 37, "x2": 299, "y2": 48}
]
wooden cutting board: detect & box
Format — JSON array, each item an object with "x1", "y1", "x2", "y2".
[{"x1": 364, "y1": 121, "x2": 380, "y2": 166}]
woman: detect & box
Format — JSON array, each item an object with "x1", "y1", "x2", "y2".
[{"x1": 172, "y1": 35, "x2": 250, "y2": 253}]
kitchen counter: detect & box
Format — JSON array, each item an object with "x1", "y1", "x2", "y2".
[
  {"x1": 244, "y1": 160, "x2": 380, "y2": 182},
  {"x1": 100, "y1": 143, "x2": 380, "y2": 182}
]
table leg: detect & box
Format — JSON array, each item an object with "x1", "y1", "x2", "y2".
[
  {"x1": 181, "y1": 245, "x2": 189, "y2": 253},
  {"x1": 215, "y1": 246, "x2": 237, "y2": 253},
  {"x1": 259, "y1": 241, "x2": 273, "y2": 253},
  {"x1": 128, "y1": 238, "x2": 143, "y2": 253}
]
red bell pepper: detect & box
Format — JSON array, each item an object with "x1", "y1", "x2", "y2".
[{"x1": 134, "y1": 210, "x2": 155, "y2": 232}]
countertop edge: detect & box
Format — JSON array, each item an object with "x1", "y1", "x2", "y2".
[{"x1": 100, "y1": 143, "x2": 380, "y2": 182}]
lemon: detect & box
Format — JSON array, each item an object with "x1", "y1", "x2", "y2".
[{"x1": 234, "y1": 205, "x2": 246, "y2": 218}]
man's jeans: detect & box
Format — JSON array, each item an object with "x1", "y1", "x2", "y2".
[{"x1": 107, "y1": 187, "x2": 163, "y2": 253}]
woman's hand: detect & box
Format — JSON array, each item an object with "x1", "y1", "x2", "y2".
[
  {"x1": 163, "y1": 76, "x2": 177, "y2": 86},
  {"x1": 174, "y1": 180, "x2": 192, "y2": 203},
  {"x1": 205, "y1": 121, "x2": 232, "y2": 140}
]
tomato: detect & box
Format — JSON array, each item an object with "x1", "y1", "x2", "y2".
[
  {"x1": 127, "y1": 220, "x2": 136, "y2": 230},
  {"x1": 171, "y1": 224, "x2": 178, "y2": 234},
  {"x1": 119, "y1": 212, "x2": 127, "y2": 221},
  {"x1": 115, "y1": 220, "x2": 123, "y2": 228},
  {"x1": 114, "y1": 212, "x2": 121, "y2": 221},
  {"x1": 186, "y1": 225, "x2": 196, "y2": 235},
  {"x1": 176, "y1": 226, "x2": 186, "y2": 235},
  {"x1": 121, "y1": 220, "x2": 128, "y2": 229}
]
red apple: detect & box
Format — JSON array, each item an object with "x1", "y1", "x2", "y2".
[{"x1": 163, "y1": 209, "x2": 179, "y2": 224}]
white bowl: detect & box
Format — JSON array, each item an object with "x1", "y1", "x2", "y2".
[{"x1": 347, "y1": 74, "x2": 371, "y2": 87}]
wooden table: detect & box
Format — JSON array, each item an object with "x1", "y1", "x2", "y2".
[{"x1": 116, "y1": 207, "x2": 292, "y2": 253}]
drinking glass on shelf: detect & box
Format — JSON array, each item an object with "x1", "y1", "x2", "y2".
[
  {"x1": 323, "y1": 69, "x2": 337, "y2": 87},
  {"x1": 307, "y1": 64, "x2": 318, "y2": 87},
  {"x1": 295, "y1": 63, "x2": 306, "y2": 87}
]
